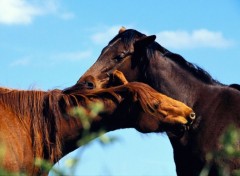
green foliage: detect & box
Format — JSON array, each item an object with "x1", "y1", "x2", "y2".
[
  {"x1": 200, "y1": 125, "x2": 240, "y2": 176},
  {"x1": 0, "y1": 142, "x2": 26, "y2": 176},
  {"x1": 0, "y1": 142, "x2": 5, "y2": 165},
  {"x1": 0, "y1": 168, "x2": 24, "y2": 176},
  {"x1": 34, "y1": 157, "x2": 63, "y2": 175},
  {"x1": 70, "y1": 102, "x2": 117, "y2": 146},
  {"x1": 38, "y1": 102, "x2": 117, "y2": 175},
  {"x1": 70, "y1": 102, "x2": 104, "y2": 130}
]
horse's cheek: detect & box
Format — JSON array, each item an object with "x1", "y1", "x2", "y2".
[{"x1": 137, "y1": 113, "x2": 159, "y2": 133}]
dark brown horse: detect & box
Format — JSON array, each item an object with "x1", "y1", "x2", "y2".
[
  {"x1": 72, "y1": 28, "x2": 240, "y2": 175},
  {"x1": 0, "y1": 71, "x2": 194, "y2": 175}
]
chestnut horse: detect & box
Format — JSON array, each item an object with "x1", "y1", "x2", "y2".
[
  {"x1": 0, "y1": 71, "x2": 194, "y2": 175},
  {"x1": 73, "y1": 28, "x2": 240, "y2": 175}
]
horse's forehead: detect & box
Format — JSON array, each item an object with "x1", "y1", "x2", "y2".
[
  {"x1": 102, "y1": 38, "x2": 127, "y2": 55},
  {"x1": 109, "y1": 38, "x2": 124, "y2": 48}
]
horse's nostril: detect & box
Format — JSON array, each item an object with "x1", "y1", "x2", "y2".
[
  {"x1": 189, "y1": 112, "x2": 196, "y2": 120},
  {"x1": 78, "y1": 75, "x2": 97, "y2": 89}
]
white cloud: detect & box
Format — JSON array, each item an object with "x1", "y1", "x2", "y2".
[
  {"x1": 0, "y1": 0, "x2": 42, "y2": 24},
  {"x1": 59, "y1": 12, "x2": 75, "y2": 20},
  {"x1": 91, "y1": 25, "x2": 131, "y2": 45},
  {"x1": 90, "y1": 27, "x2": 232, "y2": 49},
  {"x1": 8, "y1": 50, "x2": 89, "y2": 68},
  {"x1": 51, "y1": 50, "x2": 92, "y2": 62},
  {"x1": 156, "y1": 29, "x2": 234, "y2": 49},
  {"x1": 0, "y1": 0, "x2": 74, "y2": 25},
  {"x1": 10, "y1": 58, "x2": 31, "y2": 67}
]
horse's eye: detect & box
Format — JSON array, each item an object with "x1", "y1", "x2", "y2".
[{"x1": 114, "y1": 53, "x2": 125, "y2": 62}]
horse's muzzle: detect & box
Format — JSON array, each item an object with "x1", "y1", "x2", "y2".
[{"x1": 63, "y1": 82, "x2": 94, "y2": 94}]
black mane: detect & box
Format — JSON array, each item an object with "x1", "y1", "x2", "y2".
[
  {"x1": 109, "y1": 29, "x2": 220, "y2": 85},
  {"x1": 147, "y1": 38, "x2": 220, "y2": 85},
  {"x1": 229, "y1": 84, "x2": 240, "y2": 91},
  {"x1": 163, "y1": 51, "x2": 220, "y2": 84},
  {"x1": 143, "y1": 34, "x2": 221, "y2": 84},
  {"x1": 147, "y1": 38, "x2": 220, "y2": 84}
]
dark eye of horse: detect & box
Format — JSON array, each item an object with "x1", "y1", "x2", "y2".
[
  {"x1": 114, "y1": 55, "x2": 123, "y2": 62},
  {"x1": 114, "y1": 52, "x2": 127, "y2": 62}
]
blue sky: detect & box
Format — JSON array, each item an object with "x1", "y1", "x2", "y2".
[{"x1": 0, "y1": 0, "x2": 240, "y2": 175}]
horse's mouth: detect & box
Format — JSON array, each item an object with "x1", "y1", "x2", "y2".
[
  {"x1": 161, "y1": 124, "x2": 186, "y2": 138},
  {"x1": 165, "y1": 115, "x2": 201, "y2": 138},
  {"x1": 159, "y1": 119, "x2": 194, "y2": 138},
  {"x1": 63, "y1": 81, "x2": 102, "y2": 94}
]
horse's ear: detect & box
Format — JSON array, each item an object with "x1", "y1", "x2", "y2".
[
  {"x1": 131, "y1": 35, "x2": 156, "y2": 69},
  {"x1": 134, "y1": 35, "x2": 156, "y2": 49},
  {"x1": 119, "y1": 27, "x2": 126, "y2": 34}
]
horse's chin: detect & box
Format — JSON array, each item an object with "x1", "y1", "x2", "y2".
[
  {"x1": 164, "y1": 124, "x2": 188, "y2": 138},
  {"x1": 164, "y1": 115, "x2": 201, "y2": 138},
  {"x1": 137, "y1": 123, "x2": 188, "y2": 137}
]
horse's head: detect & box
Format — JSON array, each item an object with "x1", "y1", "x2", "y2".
[{"x1": 64, "y1": 27, "x2": 156, "y2": 93}]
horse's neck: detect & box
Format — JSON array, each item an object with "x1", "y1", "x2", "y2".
[
  {"x1": 0, "y1": 88, "x2": 46, "y2": 121},
  {"x1": 143, "y1": 55, "x2": 240, "y2": 132},
  {"x1": 144, "y1": 63, "x2": 227, "y2": 141},
  {"x1": 144, "y1": 57, "x2": 207, "y2": 107},
  {"x1": 0, "y1": 88, "x2": 82, "y2": 162},
  {"x1": 170, "y1": 87, "x2": 240, "y2": 175},
  {"x1": 142, "y1": 53, "x2": 240, "y2": 174},
  {"x1": 143, "y1": 55, "x2": 240, "y2": 174}
]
